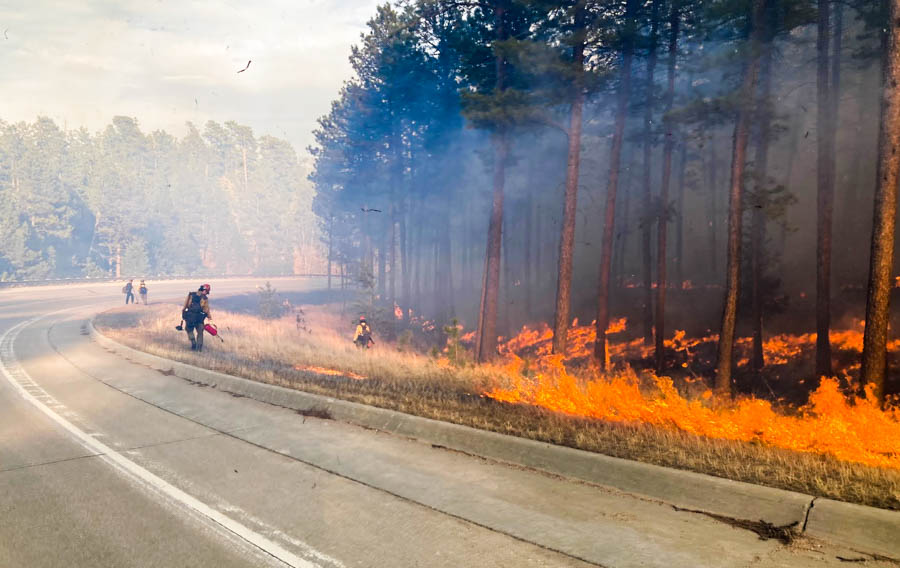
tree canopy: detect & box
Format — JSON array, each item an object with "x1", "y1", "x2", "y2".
[{"x1": 0, "y1": 116, "x2": 320, "y2": 280}]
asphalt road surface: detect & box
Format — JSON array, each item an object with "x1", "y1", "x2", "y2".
[{"x1": 0, "y1": 278, "x2": 890, "y2": 567}]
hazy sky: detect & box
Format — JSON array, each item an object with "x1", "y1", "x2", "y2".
[{"x1": 1, "y1": 0, "x2": 381, "y2": 154}]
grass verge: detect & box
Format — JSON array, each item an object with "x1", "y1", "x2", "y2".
[{"x1": 95, "y1": 304, "x2": 900, "y2": 510}]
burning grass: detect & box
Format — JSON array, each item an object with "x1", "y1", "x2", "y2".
[
  {"x1": 94, "y1": 304, "x2": 900, "y2": 510},
  {"x1": 488, "y1": 357, "x2": 900, "y2": 469},
  {"x1": 490, "y1": 320, "x2": 900, "y2": 469}
]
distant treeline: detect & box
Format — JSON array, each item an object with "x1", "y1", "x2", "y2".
[
  {"x1": 0, "y1": 116, "x2": 320, "y2": 281},
  {"x1": 310, "y1": 0, "x2": 899, "y2": 402}
]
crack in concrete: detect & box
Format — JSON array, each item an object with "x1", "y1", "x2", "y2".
[
  {"x1": 0, "y1": 452, "x2": 103, "y2": 474},
  {"x1": 122, "y1": 431, "x2": 226, "y2": 453},
  {"x1": 802, "y1": 496, "x2": 818, "y2": 532},
  {"x1": 671, "y1": 504, "x2": 799, "y2": 544},
  {"x1": 836, "y1": 552, "x2": 900, "y2": 566}
]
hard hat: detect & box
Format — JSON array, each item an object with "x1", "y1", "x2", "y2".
[{"x1": 200, "y1": 283, "x2": 211, "y2": 293}]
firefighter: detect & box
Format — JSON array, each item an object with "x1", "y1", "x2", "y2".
[
  {"x1": 123, "y1": 279, "x2": 135, "y2": 304},
  {"x1": 138, "y1": 280, "x2": 148, "y2": 305},
  {"x1": 182, "y1": 284, "x2": 212, "y2": 351},
  {"x1": 353, "y1": 316, "x2": 374, "y2": 349}
]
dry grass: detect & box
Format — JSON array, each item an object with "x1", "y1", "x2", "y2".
[{"x1": 95, "y1": 304, "x2": 900, "y2": 510}]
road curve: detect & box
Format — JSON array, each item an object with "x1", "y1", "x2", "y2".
[{"x1": 0, "y1": 279, "x2": 891, "y2": 567}]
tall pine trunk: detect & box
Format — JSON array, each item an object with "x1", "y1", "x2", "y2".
[
  {"x1": 327, "y1": 215, "x2": 333, "y2": 289},
  {"x1": 502, "y1": 214, "x2": 512, "y2": 334},
  {"x1": 475, "y1": 3, "x2": 510, "y2": 362},
  {"x1": 640, "y1": 0, "x2": 661, "y2": 343},
  {"x1": 861, "y1": 0, "x2": 900, "y2": 405},
  {"x1": 400, "y1": 147, "x2": 411, "y2": 323},
  {"x1": 400, "y1": 203, "x2": 409, "y2": 321},
  {"x1": 715, "y1": 0, "x2": 765, "y2": 397},
  {"x1": 552, "y1": 0, "x2": 587, "y2": 355},
  {"x1": 674, "y1": 132, "x2": 687, "y2": 286},
  {"x1": 389, "y1": 203, "x2": 397, "y2": 310},
  {"x1": 614, "y1": 145, "x2": 634, "y2": 288},
  {"x1": 411, "y1": 197, "x2": 422, "y2": 313},
  {"x1": 815, "y1": 0, "x2": 836, "y2": 377},
  {"x1": 475, "y1": 130, "x2": 509, "y2": 361},
  {"x1": 655, "y1": 0, "x2": 680, "y2": 372},
  {"x1": 751, "y1": 7, "x2": 775, "y2": 373},
  {"x1": 594, "y1": 0, "x2": 637, "y2": 370}
]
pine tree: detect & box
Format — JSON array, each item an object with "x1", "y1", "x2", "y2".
[
  {"x1": 715, "y1": 0, "x2": 768, "y2": 398},
  {"x1": 595, "y1": 0, "x2": 638, "y2": 370},
  {"x1": 860, "y1": 0, "x2": 900, "y2": 405}
]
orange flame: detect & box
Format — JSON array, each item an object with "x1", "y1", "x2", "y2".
[
  {"x1": 486, "y1": 357, "x2": 900, "y2": 468},
  {"x1": 294, "y1": 364, "x2": 367, "y2": 381},
  {"x1": 497, "y1": 318, "x2": 896, "y2": 372},
  {"x1": 486, "y1": 319, "x2": 900, "y2": 468}
]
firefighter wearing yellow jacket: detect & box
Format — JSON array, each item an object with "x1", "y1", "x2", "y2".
[{"x1": 353, "y1": 316, "x2": 374, "y2": 349}]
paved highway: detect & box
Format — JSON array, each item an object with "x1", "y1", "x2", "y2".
[{"x1": 0, "y1": 279, "x2": 889, "y2": 567}]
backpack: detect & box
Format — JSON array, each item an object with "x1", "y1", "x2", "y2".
[{"x1": 183, "y1": 292, "x2": 205, "y2": 323}]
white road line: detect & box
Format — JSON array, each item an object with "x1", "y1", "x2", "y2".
[{"x1": 0, "y1": 315, "x2": 326, "y2": 568}]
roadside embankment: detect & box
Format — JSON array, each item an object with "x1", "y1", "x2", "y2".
[{"x1": 90, "y1": 310, "x2": 900, "y2": 560}]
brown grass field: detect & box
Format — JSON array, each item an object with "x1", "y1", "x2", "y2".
[{"x1": 94, "y1": 302, "x2": 900, "y2": 510}]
